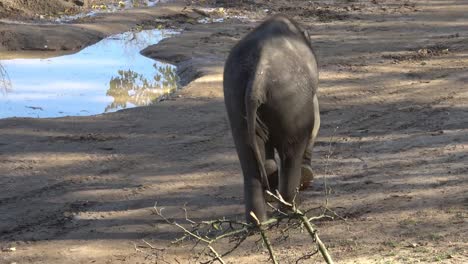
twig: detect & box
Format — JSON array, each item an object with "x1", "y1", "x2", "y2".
[
  {"x1": 141, "y1": 239, "x2": 164, "y2": 251},
  {"x1": 322, "y1": 126, "x2": 339, "y2": 206},
  {"x1": 182, "y1": 202, "x2": 196, "y2": 224},
  {"x1": 295, "y1": 250, "x2": 319, "y2": 263},
  {"x1": 219, "y1": 235, "x2": 247, "y2": 258},
  {"x1": 251, "y1": 212, "x2": 279, "y2": 264},
  {"x1": 298, "y1": 213, "x2": 334, "y2": 264},
  {"x1": 265, "y1": 191, "x2": 335, "y2": 264},
  {"x1": 208, "y1": 245, "x2": 226, "y2": 264},
  {"x1": 173, "y1": 222, "x2": 211, "y2": 244},
  {"x1": 133, "y1": 242, "x2": 144, "y2": 253},
  {"x1": 133, "y1": 241, "x2": 171, "y2": 263}
]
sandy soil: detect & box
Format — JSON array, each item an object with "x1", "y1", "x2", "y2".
[
  {"x1": 0, "y1": 0, "x2": 81, "y2": 20},
  {"x1": 0, "y1": 0, "x2": 160, "y2": 21},
  {"x1": 1, "y1": 0, "x2": 467, "y2": 263}
]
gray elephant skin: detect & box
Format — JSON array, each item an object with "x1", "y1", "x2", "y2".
[{"x1": 223, "y1": 15, "x2": 320, "y2": 223}]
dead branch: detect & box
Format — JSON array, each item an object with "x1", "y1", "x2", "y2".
[
  {"x1": 266, "y1": 190, "x2": 335, "y2": 264},
  {"x1": 250, "y1": 211, "x2": 279, "y2": 264},
  {"x1": 153, "y1": 190, "x2": 336, "y2": 264},
  {"x1": 295, "y1": 249, "x2": 319, "y2": 263},
  {"x1": 207, "y1": 245, "x2": 226, "y2": 264}
]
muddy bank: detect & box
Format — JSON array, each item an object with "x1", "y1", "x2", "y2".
[
  {"x1": 1, "y1": 0, "x2": 468, "y2": 263},
  {"x1": 142, "y1": 19, "x2": 251, "y2": 87},
  {"x1": 0, "y1": 0, "x2": 83, "y2": 21},
  {"x1": 0, "y1": 1, "x2": 195, "y2": 52},
  {"x1": 0, "y1": 0, "x2": 162, "y2": 21}
]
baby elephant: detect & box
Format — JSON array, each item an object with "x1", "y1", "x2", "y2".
[{"x1": 223, "y1": 15, "x2": 320, "y2": 223}]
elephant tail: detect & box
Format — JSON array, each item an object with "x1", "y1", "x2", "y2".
[{"x1": 245, "y1": 82, "x2": 270, "y2": 191}]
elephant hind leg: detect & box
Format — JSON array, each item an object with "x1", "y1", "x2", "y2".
[
  {"x1": 227, "y1": 111, "x2": 268, "y2": 222},
  {"x1": 301, "y1": 94, "x2": 320, "y2": 189},
  {"x1": 300, "y1": 165, "x2": 313, "y2": 190},
  {"x1": 236, "y1": 137, "x2": 268, "y2": 223},
  {"x1": 278, "y1": 137, "x2": 310, "y2": 205}
]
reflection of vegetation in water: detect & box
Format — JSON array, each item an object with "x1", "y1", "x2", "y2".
[
  {"x1": 153, "y1": 63, "x2": 178, "y2": 90},
  {"x1": 105, "y1": 64, "x2": 178, "y2": 112},
  {"x1": 0, "y1": 63, "x2": 12, "y2": 95},
  {"x1": 116, "y1": 29, "x2": 176, "y2": 60}
]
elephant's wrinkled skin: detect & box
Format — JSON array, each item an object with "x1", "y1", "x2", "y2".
[{"x1": 223, "y1": 15, "x2": 320, "y2": 222}]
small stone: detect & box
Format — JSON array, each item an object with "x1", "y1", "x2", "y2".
[
  {"x1": 73, "y1": 0, "x2": 84, "y2": 6},
  {"x1": 2, "y1": 247, "x2": 16, "y2": 252},
  {"x1": 407, "y1": 243, "x2": 418, "y2": 248}
]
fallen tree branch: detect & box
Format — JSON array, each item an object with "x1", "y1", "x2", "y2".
[
  {"x1": 153, "y1": 190, "x2": 336, "y2": 264},
  {"x1": 251, "y1": 211, "x2": 279, "y2": 264},
  {"x1": 266, "y1": 190, "x2": 335, "y2": 264}
]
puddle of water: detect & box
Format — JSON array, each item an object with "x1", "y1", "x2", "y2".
[{"x1": 0, "y1": 29, "x2": 179, "y2": 119}]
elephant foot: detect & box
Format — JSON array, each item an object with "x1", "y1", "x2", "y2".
[
  {"x1": 264, "y1": 159, "x2": 279, "y2": 202},
  {"x1": 265, "y1": 159, "x2": 278, "y2": 177},
  {"x1": 300, "y1": 164, "x2": 314, "y2": 190},
  {"x1": 265, "y1": 159, "x2": 279, "y2": 190},
  {"x1": 264, "y1": 159, "x2": 279, "y2": 203}
]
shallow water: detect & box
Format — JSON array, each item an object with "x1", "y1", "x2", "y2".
[{"x1": 0, "y1": 29, "x2": 178, "y2": 119}]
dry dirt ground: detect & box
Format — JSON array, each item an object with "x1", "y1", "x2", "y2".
[
  {"x1": 1, "y1": 0, "x2": 467, "y2": 263},
  {"x1": 0, "y1": 0, "x2": 82, "y2": 20},
  {"x1": 0, "y1": 0, "x2": 158, "y2": 21}
]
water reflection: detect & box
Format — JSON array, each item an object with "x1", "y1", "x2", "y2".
[
  {"x1": 0, "y1": 29, "x2": 178, "y2": 118},
  {"x1": 0, "y1": 63, "x2": 12, "y2": 95},
  {"x1": 105, "y1": 64, "x2": 177, "y2": 112}
]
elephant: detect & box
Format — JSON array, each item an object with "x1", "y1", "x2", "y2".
[{"x1": 223, "y1": 15, "x2": 320, "y2": 223}]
